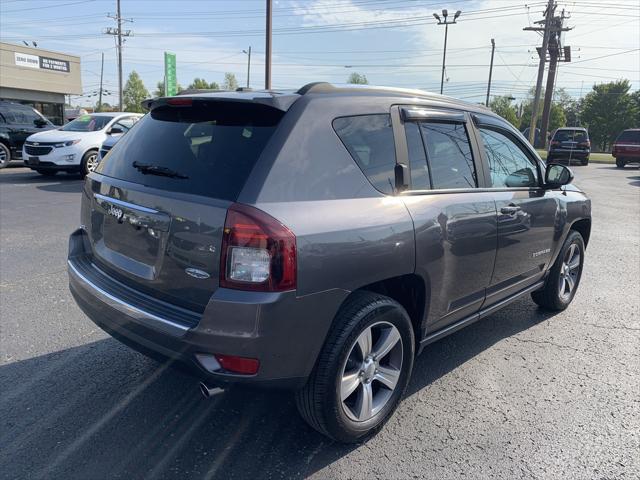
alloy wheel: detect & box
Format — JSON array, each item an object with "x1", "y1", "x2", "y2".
[
  {"x1": 340, "y1": 321, "x2": 403, "y2": 422},
  {"x1": 558, "y1": 243, "x2": 581, "y2": 301},
  {"x1": 0, "y1": 145, "x2": 8, "y2": 167},
  {"x1": 85, "y1": 153, "x2": 99, "y2": 172}
]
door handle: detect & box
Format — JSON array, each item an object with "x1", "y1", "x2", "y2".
[{"x1": 501, "y1": 205, "x2": 522, "y2": 215}]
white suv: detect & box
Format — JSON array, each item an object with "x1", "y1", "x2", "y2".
[{"x1": 23, "y1": 112, "x2": 142, "y2": 176}]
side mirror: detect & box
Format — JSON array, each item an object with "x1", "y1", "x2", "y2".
[
  {"x1": 108, "y1": 126, "x2": 124, "y2": 135},
  {"x1": 545, "y1": 164, "x2": 574, "y2": 188},
  {"x1": 34, "y1": 118, "x2": 47, "y2": 127}
]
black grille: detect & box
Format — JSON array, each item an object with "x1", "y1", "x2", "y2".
[{"x1": 25, "y1": 145, "x2": 53, "y2": 156}]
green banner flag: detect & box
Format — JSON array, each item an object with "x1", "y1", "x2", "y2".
[{"x1": 164, "y1": 52, "x2": 177, "y2": 96}]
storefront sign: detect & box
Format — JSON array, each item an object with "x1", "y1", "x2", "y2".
[
  {"x1": 14, "y1": 52, "x2": 70, "y2": 73},
  {"x1": 164, "y1": 52, "x2": 177, "y2": 96},
  {"x1": 39, "y1": 56, "x2": 70, "y2": 72},
  {"x1": 14, "y1": 52, "x2": 40, "y2": 69}
]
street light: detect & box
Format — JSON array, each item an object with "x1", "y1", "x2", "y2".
[
  {"x1": 242, "y1": 46, "x2": 252, "y2": 89},
  {"x1": 434, "y1": 8, "x2": 462, "y2": 94}
]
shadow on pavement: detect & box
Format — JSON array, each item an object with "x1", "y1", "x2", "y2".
[
  {"x1": 0, "y1": 298, "x2": 556, "y2": 480},
  {"x1": 627, "y1": 175, "x2": 640, "y2": 187}
]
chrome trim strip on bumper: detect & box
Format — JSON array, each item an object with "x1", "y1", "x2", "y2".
[{"x1": 68, "y1": 259, "x2": 189, "y2": 337}]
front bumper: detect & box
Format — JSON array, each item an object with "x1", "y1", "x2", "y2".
[
  {"x1": 23, "y1": 145, "x2": 83, "y2": 169},
  {"x1": 68, "y1": 229, "x2": 348, "y2": 389}
]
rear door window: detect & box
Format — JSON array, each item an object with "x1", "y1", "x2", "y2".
[
  {"x1": 96, "y1": 102, "x2": 283, "y2": 201},
  {"x1": 420, "y1": 122, "x2": 476, "y2": 189},
  {"x1": 333, "y1": 114, "x2": 397, "y2": 195}
]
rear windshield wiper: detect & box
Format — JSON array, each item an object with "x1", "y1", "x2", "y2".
[{"x1": 132, "y1": 161, "x2": 189, "y2": 179}]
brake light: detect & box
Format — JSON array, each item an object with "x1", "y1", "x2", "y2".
[
  {"x1": 550, "y1": 141, "x2": 560, "y2": 146},
  {"x1": 578, "y1": 140, "x2": 590, "y2": 148},
  {"x1": 214, "y1": 354, "x2": 259, "y2": 375},
  {"x1": 167, "y1": 97, "x2": 193, "y2": 106},
  {"x1": 220, "y1": 203, "x2": 296, "y2": 292}
]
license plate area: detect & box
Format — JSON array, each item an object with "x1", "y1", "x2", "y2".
[{"x1": 28, "y1": 156, "x2": 40, "y2": 164}]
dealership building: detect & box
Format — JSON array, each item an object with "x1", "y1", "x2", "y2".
[{"x1": 0, "y1": 42, "x2": 82, "y2": 125}]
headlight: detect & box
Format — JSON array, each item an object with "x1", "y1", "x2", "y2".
[{"x1": 54, "y1": 140, "x2": 81, "y2": 148}]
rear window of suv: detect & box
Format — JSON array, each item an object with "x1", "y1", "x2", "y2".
[
  {"x1": 95, "y1": 101, "x2": 283, "y2": 200},
  {"x1": 553, "y1": 129, "x2": 588, "y2": 142},
  {"x1": 616, "y1": 130, "x2": 640, "y2": 143}
]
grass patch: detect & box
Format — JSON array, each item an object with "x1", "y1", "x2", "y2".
[{"x1": 535, "y1": 150, "x2": 615, "y2": 164}]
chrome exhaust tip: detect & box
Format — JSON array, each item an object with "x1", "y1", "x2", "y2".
[{"x1": 199, "y1": 382, "x2": 224, "y2": 399}]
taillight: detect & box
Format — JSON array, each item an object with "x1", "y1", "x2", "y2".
[
  {"x1": 166, "y1": 97, "x2": 193, "y2": 106},
  {"x1": 550, "y1": 140, "x2": 560, "y2": 146},
  {"x1": 220, "y1": 203, "x2": 296, "y2": 292},
  {"x1": 578, "y1": 140, "x2": 591, "y2": 148}
]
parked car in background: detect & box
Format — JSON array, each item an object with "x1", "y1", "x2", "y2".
[
  {"x1": 0, "y1": 101, "x2": 56, "y2": 169},
  {"x1": 612, "y1": 129, "x2": 640, "y2": 168},
  {"x1": 64, "y1": 108, "x2": 89, "y2": 123},
  {"x1": 23, "y1": 112, "x2": 142, "y2": 176},
  {"x1": 547, "y1": 127, "x2": 590, "y2": 166},
  {"x1": 68, "y1": 84, "x2": 591, "y2": 443},
  {"x1": 98, "y1": 133, "x2": 120, "y2": 161}
]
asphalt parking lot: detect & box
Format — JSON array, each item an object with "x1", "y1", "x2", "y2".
[{"x1": 1, "y1": 164, "x2": 638, "y2": 480}]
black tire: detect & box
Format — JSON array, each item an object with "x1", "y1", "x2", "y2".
[
  {"x1": 581, "y1": 157, "x2": 589, "y2": 166},
  {"x1": 0, "y1": 142, "x2": 10, "y2": 169},
  {"x1": 532, "y1": 230, "x2": 585, "y2": 311},
  {"x1": 36, "y1": 170, "x2": 57, "y2": 176},
  {"x1": 80, "y1": 150, "x2": 99, "y2": 177},
  {"x1": 295, "y1": 291, "x2": 415, "y2": 443},
  {"x1": 616, "y1": 158, "x2": 625, "y2": 168},
  {"x1": 546, "y1": 155, "x2": 554, "y2": 164}
]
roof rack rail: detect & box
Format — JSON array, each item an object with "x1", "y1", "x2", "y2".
[
  {"x1": 236, "y1": 87, "x2": 253, "y2": 92},
  {"x1": 296, "y1": 82, "x2": 334, "y2": 95}
]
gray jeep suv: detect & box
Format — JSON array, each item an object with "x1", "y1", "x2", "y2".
[{"x1": 68, "y1": 83, "x2": 591, "y2": 442}]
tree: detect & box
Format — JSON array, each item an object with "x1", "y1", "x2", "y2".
[
  {"x1": 555, "y1": 88, "x2": 581, "y2": 127},
  {"x1": 347, "y1": 72, "x2": 368, "y2": 85},
  {"x1": 123, "y1": 71, "x2": 149, "y2": 112},
  {"x1": 519, "y1": 89, "x2": 566, "y2": 136},
  {"x1": 188, "y1": 78, "x2": 220, "y2": 90},
  {"x1": 223, "y1": 72, "x2": 238, "y2": 91},
  {"x1": 154, "y1": 79, "x2": 183, "y2": 97},
  {"x1": 489, "y1": 95, "x2": 519, "y2": 128},
  {"x1": 581, "y1": 80, "x2": 639, "y2": 151}
]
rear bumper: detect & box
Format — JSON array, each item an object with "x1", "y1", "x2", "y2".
[
  {"x1": 68, "y1": 229, "x2": 348, "y2": 389},
  {"x1": 548, "y1": 149, "x2": 589, "y2": 159}
]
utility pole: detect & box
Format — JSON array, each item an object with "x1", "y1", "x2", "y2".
[
  {"x1": 265, "y1": 0, "x2": 272, "y2": 90},
  {"x1": 98, "y1": 52, "x2": 104, "y2": 112},
  {"x1": 433, "y1": 9, "x2": 461, "y2": 95},
  {"x1": 524, "y1": 0, "x2": 555, "y2": 147},
  {"x1": 105, "y1": 0, "x2": 132, "y2": 111},
  {"x1": 540, "y1": 10, "x2": 572, "y2": 146},
  {"x1": 243, "y1": 46, "x2": 252, "y2": 88},
  {"x1": 486, "y1": 38, "x2": 495, "y2": 107}
]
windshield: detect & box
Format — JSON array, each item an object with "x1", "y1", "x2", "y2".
[
  {"x1": 96, "y1": 102, "x2": 282, "y2": 200},
  {"x1": 61, "y1": 115, "x2": 113, "y2": 132}
]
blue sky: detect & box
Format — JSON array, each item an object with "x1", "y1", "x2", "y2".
[{"x1": 1, "y1": 0, "x2": 638, "y2": 107}]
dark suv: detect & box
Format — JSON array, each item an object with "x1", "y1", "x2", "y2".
[
  {"x1": 0, "y1": 101, "x2": 55, "y2": 168},
  {"x1": 547, "y1": 127, "x2": 590, "y2": 165},
  {"x1": 68, "y1": 83, "x2": 591, "y2": 442}
]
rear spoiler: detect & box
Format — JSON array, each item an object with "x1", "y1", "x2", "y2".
[{"x1": 141, "y1": 92, "x2": 300, "y2": 113}]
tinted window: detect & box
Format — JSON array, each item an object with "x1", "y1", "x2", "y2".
[
  {"x1": 553, "y1": 129, "x2": 588, "y2": 142},
  {"x1": 5, "y1": 105, "x2": 41, "y2": 124},
  {"x1": 405, "y1": 122, "x2": 430, "y2": 190},
  {"x1": 96, "y1": 102, "x2": 282, "y2": 201},
  {"x1": 421, "y1": 122, "x2": 476, "y2": 189},
  {"x1": 333, "y1": 114, "x2": 396, "y2": 195},
  {"x1": 480, "y1": 128, "x2": 539, "y2": 188},
  {"x1": 61, "y1": 115, "x2": 113, "y2": 132},
  {"x1": 617, "y1": 130, "x2": 640, "y2": 143}
]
